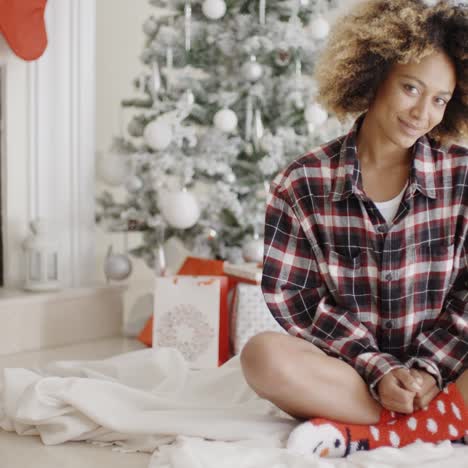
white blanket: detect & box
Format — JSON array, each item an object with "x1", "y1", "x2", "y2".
[{"x1": 1, "y1": 347, "x2": 467, "y2": 467}]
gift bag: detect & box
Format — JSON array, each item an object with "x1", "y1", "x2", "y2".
[
  {"x1": 231, "y1": 283, "x2": 286, "y2": 355},
  {"x1": 153, "y1": 275, "x2": 229, "y2": 368}
]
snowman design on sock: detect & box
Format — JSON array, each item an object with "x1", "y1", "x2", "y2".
[{"x1": 287, "y1": 383, "x2": 468, "y2": 458}]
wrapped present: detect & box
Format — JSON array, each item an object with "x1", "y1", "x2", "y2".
[
  {"x1": 153, "y1": 275, "x2": 229, "y2": 368},
  {"x1": 231, "y1": 283, "x2": 286, "y2": 355}
]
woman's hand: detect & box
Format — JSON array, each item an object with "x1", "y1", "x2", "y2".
[
  {"x1": 409, "y1": 369, "x2": 439, "y2": 410},
  {"x1": 377, "y1": 368, "x2": 421, "y2": 414}
]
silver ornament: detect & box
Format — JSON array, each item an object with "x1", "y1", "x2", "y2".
[
  {"x1": 104, "y1": 246, "x2": 133, "y2": 281},
  {"x1": 142, "y1": 17, "x2": 158, "y2": 36},
  {"x1": 242, "y1": 56, "x2": 263, "y2": 82},
  {"x1": 125, "y1": 176, "x2": 143, "y2": 193},
  {"x1": 242, "y1": 236, "x2": 264, "y2": 263}
]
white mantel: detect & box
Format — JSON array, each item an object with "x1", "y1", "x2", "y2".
[{"x1": 1, "y1": 0, "x2": 96, "y2": 289}]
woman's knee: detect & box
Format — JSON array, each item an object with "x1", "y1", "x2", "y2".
[{"x1": 240, "y1": 332, "x2": 284, "y2": 384}]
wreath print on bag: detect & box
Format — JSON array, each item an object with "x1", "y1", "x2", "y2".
[{"x1": 156, "y1": 304, "x2": 215, "y2": 362}]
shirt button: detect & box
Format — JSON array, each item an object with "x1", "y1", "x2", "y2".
[
  {"x1": 385, "y1": 273, "x2": 393, "y2": 281},
  {"x1": 385, "y1": 320, "x2": 393, "y2": 329}
]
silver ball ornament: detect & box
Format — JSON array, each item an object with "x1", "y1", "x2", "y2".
[
  {"x1": 242, "y1": 237, "x2": 264, "y2": 263},
  {"x1": 309, "y1": 16, "x2": 330, "y2": 40},
  {"x1": 104, "y1": 253, "x2": 133, "y2": 281},
  {"x1": 202, "y1": 0, "x2": 226, "y2": 20},
  {"x1": 125, "y1": 176, "x2": 144, "y2": 193},
  {"x1": 214, "y1": 108, "x2": 238, "y2": 133},
  {"x1": 242, "y1": 57, "x2": 263, "y2": 82},
  {"x1": 142, "y1": 17, "x2": 158, "y2": 36},
  {"x1": 144, "y1": 120, "x2": 173, "y2": 151},
  {"x1": 305, "y1": 103, "x2": 328, "y2": 126}
]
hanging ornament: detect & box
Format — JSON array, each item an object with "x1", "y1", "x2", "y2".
[
  {"x1": 259, "y1": 0, "x2": 266, "y2": 25},
  {"x1": 305, "y1": 103, "x2": 328, "y2": 126},
  {"x1": 242, "y1": 55, "x2": 263, "y2": 82},
  {"x1": 214, "y1": 108, "x2": 238, "y2": 133},
  {"x1": 299, "y1": 0, "x2": 310, "y2": 6},
  {"x1": 309, "y1": 15, "x2": 330, "y2": 40},
  {"x1": 165, "y1": 47, "x2": 173, "y2": 90},
  {"x1": 294, "y1": 56, "x2": 304, "y2": 109},
  {"x1": 142, "y1": 16, "x2": 158, "y2": 36},
  {"x1": 151, "y1": 60, "x2": 162, "y2": 97},
  {"x1": 144, "y1": 120, "x2": 173, "y2": 150},
  {"x1": 242, "y1": 235, "x2": 264, "y2": 263},
  {"x1": 127, "y1": 117, "x2": 146, "y2": 138},
  {"x1": 202, "y1": 0, "x2": 226, "y2": 20},
  {"x1": 104, "y1": 245, "x2": 133, "y2": 282},
  {"x1": 274, "y1": 48, "x2": 291, "y2": 67},
  {"x1": 253, "y1": 108, "x2": 264, "y2": 148},
  {"x1": 125, "y1": 176, "x2": 143, "y2": 193},
  {"x1": 97, "y1": 152, "x2": 128, "y2": 186},
  {"x1": 159, "y1": 188, "x2": 201, "y2": 229},
  {"x1": 184, "y1": 1, "x2": 192, "y2": 52},
  {"x1": 184, "y1": 89, "x2": 195, "y2": 106},
  {"x1": 244, "y1": 92, "x2": 254, "y2": 141}
]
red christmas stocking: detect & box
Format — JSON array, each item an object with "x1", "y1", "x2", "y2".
[
  {"x1": 287, "y1": 383, "x2": 468, "y2": 458},
  {"x1": 0, "y1": 0, "x2": 48, "y2": 61}
]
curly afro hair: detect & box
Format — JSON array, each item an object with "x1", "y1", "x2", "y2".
[{"x1": 314, "y1": 0, "x2": 467, "y2": 143}]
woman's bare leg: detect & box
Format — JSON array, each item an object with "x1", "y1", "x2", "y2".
[{"x1": 240, "y1": 331, "x2": 382, "y2": 424}]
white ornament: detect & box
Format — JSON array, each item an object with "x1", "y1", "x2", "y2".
[
  {"x1": 159, "y1": 189, "x2": 201, "y2": 229},
  {"x1": 309, "y1": 16, "x2": 330, "y2": 40},
  {"x1": 214, "y1": 108, "x2": 238, "y2": 133},
  {"x1": 202, "y1": 0, "x2": 226, "y2": 20},
  {"x1": 242, "y1": 236, "x2": 264, "y2": 263},
  {"x1": 305, "y1": 103, "x2": 328, "y2": 126},
  {"x1": 144, "y1": 120, "x2": 173, "y2": 151},
  {"x1": 242, "y1": 56, "x2": 263, "y2": 82},
  {"x1": 104, "y1": 247, "x2": 133, "y2": 281},
  {"x1": 97, "y1": 152, "x2": 128, "y2": 186},
  {"x1": 125, "y1": 176, "x2": 143, "y2": 193}
]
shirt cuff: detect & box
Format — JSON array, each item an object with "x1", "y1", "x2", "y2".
[
  {"x1": 355, "y1": 352, "x2": 406, "y2": 400},
  {"x1": 405, "y1": 357, "x2": 443, "y2": 389}
]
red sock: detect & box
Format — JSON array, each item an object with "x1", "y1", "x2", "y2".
[{"x1": 287, "y1": 383, "x2": 468, "y2": 458}]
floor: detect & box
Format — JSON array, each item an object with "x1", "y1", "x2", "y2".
[{"x1": 0, "y1": 336, "x2": 153, "y2": 468}]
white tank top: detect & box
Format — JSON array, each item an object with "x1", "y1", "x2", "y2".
[{"x1": 374, "y1": 183, "x2": 407, "y2": 223}]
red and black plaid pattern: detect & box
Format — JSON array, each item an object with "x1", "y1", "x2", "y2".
[{"x1": 262, "y1": 116, "x2": 468, "y2": 398}]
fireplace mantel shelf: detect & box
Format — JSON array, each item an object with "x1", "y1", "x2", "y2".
[{"x1": 0, "y1": 284, "x2": 127, "y2": 306}]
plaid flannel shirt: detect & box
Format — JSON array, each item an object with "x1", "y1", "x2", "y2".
[{"x1": 262, "y1": 116, "x2": 468, "y2": 399}]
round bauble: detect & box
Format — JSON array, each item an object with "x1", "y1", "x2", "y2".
[
  {"x1": 127, "y1": 118, "x2": 146, "y2": 138},
  {"x1": 125, "y1": 176, "x2": 144, "y2": 193},
  {"x1": 214, "y1": 108, "x2": 238, "y2": 133},
  {"x1": 242, "y1": 237, "x2": 264, "y2": 263},
  {"x1": 159, "y1": 189, "x2": 201, "y2": 229},
  {"x1": 242, "y1": 59, "x2": 263, "y2": 82},
  {"x1": 104, "y1": 253, "x2": 133, "y2": 281},
  {"x1": 142, "y1": 16, "x2": 158, "y2": 36},
  {"x1": 97, "y1": 152, "x2": 128, "y2": 186},
  {"x1": 304, "y1": 103, "x2": 328, "y2": 126},
  {"x1": 144, "y1": 120, "x2": 173, "y2": 151},
  {"x1": 202, "y1": 0, "x2": 226, "y2": 20},
  {"x1": 309, "y1": 16, "x2": 330, "y2": 40}
]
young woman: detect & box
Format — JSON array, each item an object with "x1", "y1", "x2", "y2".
[{"x1": 240, "y1": 0, "x2": 468, "y2": 458}]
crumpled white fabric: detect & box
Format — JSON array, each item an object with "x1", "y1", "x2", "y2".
[
  {"x1": 0, "y1": 347, "x2": 295, "y2": 451},
  {"x1": 1, "y1": 346, "x2": 468, "y2": 468},
  {"x1": 150, "y1": 437, "x2": 468, "y2": 468}
]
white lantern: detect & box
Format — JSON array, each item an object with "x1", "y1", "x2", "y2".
[{"x1": 22, "y1": 218, "x2": 60, "y2": 291}]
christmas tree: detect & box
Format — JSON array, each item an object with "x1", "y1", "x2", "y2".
[{"x1": 96, "y1": 0, "x2": 346, "y2": 269}]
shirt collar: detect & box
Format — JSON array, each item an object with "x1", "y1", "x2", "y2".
[{"x1": 330, "y1": 115, "x2": 438, "y2": 202}]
